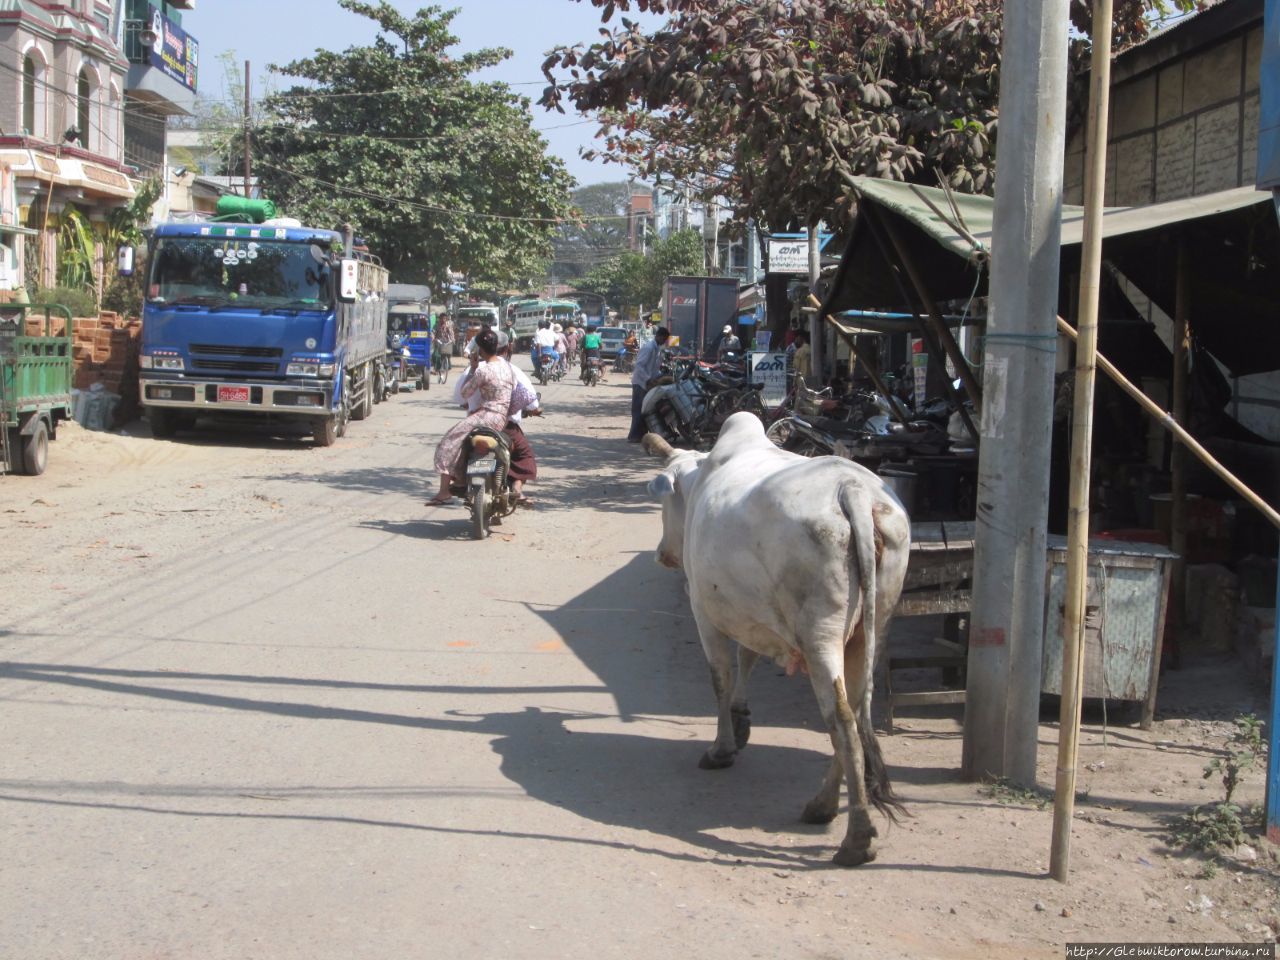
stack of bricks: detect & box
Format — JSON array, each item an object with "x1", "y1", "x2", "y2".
[{"x1": 24, "y1": 311, "x2": 142, "y2": 426}]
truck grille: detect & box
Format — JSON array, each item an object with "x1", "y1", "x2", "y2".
[
  {"x1": 190, "y1": 344, "x2": 283, "y2": 358},
  {"x1": 192, "y1": 358, "x2": 279, "y2": 374}
]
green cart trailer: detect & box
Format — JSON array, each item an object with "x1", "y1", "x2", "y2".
[{"x1": 0, "y1": 304, "x2": 74, "y2": 476}]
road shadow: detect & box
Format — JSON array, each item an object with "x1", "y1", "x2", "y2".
[{"x1": 0, "y1": 660, "x2": 1021, "y2": 874}]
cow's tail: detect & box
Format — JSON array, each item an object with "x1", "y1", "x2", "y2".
[{"x1": 841, "y1": 482, "x2": 908, "y2": 823}]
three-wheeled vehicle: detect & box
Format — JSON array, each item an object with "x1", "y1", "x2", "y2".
[
  {"x1": 387, "y1": 304, "x2": 432, "y2": 391},
  {"x1": 1, "y1": 304, "x2": 74, "y2": 476}
]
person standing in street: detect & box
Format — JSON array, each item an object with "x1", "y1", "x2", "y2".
[
  {"x1": 791, "y1": 330, "x2": 812, "y2": 383},
  {"x1": 627, "y1": 326, "x2": 670, "y2": 442}
]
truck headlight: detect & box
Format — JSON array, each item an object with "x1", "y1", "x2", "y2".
[
  {"x1": 287, "y1": 361, "x2": 320, "y2": 376},
  {"x1": 148, "y1": 356, "x2": 184, "y2": 370},
  {"x1": 317, "y1": 363, "x2": 335, "y2": 377}
]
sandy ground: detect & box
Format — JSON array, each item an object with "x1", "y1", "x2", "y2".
[{"x1": 1, "y1": 358, "x2": 1276, "y2": 959}]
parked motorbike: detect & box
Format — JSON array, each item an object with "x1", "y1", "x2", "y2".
[
  {"x1": 642, "y1": 359, "x2": 767, "y2": 449},
  {"x1": 613, "y1": 346, "x2": 636, "y2": 374},
  {"x1": 459, "y1": 426, "x2": 516, "y2": 540},
  {"x1": 380, "y1": 334, "x2": 408, "y2": 400}
]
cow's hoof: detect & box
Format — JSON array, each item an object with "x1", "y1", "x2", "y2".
[
  {"x1": 832, "y1": 841, "x2": 877, "y2": 867},
  {"x1": 800, "y1": 798, "x2": 838, "y2": 825},
  {"x1": 731, "y1": 707, "x2": 751, "y2": 750},
  {"x1": 699, "y1": 748, "x2": 736, "y2": 770}
]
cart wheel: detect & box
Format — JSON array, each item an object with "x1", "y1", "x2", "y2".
[{"x1": 22, "y1": 419, "x2": 48, "y2": 476}]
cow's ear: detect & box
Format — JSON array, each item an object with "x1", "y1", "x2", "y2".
[{"x1": 648, "y1": 473, "x2": 676, "y2": 498}]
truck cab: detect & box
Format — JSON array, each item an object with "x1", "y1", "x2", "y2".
[{"x1": 139, "y1": 221, "x2": 388, "y2": 446}]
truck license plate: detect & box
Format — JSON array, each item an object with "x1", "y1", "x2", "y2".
[
  {"x1": 466, "y1": 459, "x2": 497, "y2": 476},
  {"x1": 218, "y1": 386, "x2": 250, "y2": 403}
]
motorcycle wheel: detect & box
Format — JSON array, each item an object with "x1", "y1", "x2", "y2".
[{"x1": 471, "y1": 484, "x2": 489, "y2": 540}]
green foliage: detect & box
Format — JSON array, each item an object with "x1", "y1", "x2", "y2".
[
  {"x1": 34, "y1": 285, "x2": 98, "y2": 318},
  {"x1": 1174, "y1": 803, "x2": 1254, "y2": 854},
  {"x1": 1174, "y1": 715, "x2": 1268, "y2": 854},
  {"x1": 253, "y1": 1, "x2": 574, "y2": 293},
  {"x1": 541, "y1": 0, "x2": 1204, "y2": 231},
  {"x1": 56, "y1": 206, "x2": 96, "y2": 294},
  {"x1": 100, "y1": 269, "x2": 144, "y2": 317},
  {"x1": 106, "y1": 177, "x2": 163, "y2": 251},
  {"x1": 551, "y1": 181, "x2": 631, "y2": 282},
  {"x1": 577, "y1": 228, "x2": 705, "y2": 310},
  {"x1": 981, "y1": 776, "x2": 1051, "y2": 811},
  {"x1": 1204, "y1": 714, "x2": 1266, "y2": 806}
]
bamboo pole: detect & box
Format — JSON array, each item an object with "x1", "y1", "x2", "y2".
[
  {"x1": 1051, "y1": 0, "x2": 1114, "y2": 884},
  {"x1": 1055, "y1": 316, "x2": 1280, "y2": 529}
]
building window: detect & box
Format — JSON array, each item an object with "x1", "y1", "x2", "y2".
[
  {"x1": 21, "y1": 53, "x2": 53, "y2": 138},
  {"x1": 22, "y1": 57, "x2": 37, "y2": 134},
  {"x1": 77, "y1": 68, "x2": 91, "y2": 148}
]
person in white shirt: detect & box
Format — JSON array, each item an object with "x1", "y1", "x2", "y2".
[
  {"x1": 628, "y1": 326, "x2": 670, "y2": 442},
  {"x1": 532, "y1": 321, "x2": 558, "y2": 374}
]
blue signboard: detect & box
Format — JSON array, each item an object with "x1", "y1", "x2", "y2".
[
  {"x1": 146, "y1": 5, "x2": 198, "y2": 93},
  {"x1": 1259, "y1": 0, "x2": 1279, "y2": 188}
]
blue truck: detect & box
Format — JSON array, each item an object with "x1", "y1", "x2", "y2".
[{"x1": 138, "y1": 219, "x2": 389, "y2": 446}]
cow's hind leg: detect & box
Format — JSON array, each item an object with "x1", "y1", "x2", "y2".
[
  {"x1": 801, "y1": 756, "x2": 842, "y2": 824},
  {"x1": 804, "y1": 648, "x2": 877, "y2": 867},
  {"x1": 695, "y1": 618, "x2": 740, "y2": 770},
  {"x1": 730, "y1": 646, "x2": 759, "y2": 750}
]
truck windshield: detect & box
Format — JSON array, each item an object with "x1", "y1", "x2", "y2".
[{"x1": 148, "y1": 237, "x2": 334, "y2": 311}]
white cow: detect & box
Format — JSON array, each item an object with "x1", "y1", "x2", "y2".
[{"x1": 644, "y1": 412, "x2": 911, "y2": 866}]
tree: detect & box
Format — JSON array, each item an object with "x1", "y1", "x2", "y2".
[
  {"x1": 540, "y1": 0, "x2": 1204, "y2": 232},
  {"x1": 253, "y1": 1, "x2": 574, "y2": 291},
  {"x1": 578, "y1": 227, "x2": 704, "y2": 310},
  {"x1": 550, "y1": 180, "x2": 632, "y2": 282}
]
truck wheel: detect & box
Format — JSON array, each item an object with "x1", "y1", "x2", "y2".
[
  {"x1": 351, "y1": 363, "x2": 373, "y2": 421},
  {"x1": 149, "y1": 407, "x2": 177, "y2": 439},
  {"x1": 313, "y1": 416, "x2": 338, "y2": 447},
  {"x1": 21, "y1": 419, "x2": 48, "y2": 476}
]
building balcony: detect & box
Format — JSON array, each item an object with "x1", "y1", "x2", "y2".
[{"x1": 123, "y1": 18, "x2": 197, "y2": 116}]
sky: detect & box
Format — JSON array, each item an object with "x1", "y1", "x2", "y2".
[{"x1": 187, "y1": 0, "x2": 662, "y2": 188}]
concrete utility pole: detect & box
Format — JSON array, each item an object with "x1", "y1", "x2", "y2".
[
  {"x1": 808, "y1": 224, "x2": 824, "y2": 382},
  {"x1": 962, "y1": 0, "x2": 1071, "y2": 785}
]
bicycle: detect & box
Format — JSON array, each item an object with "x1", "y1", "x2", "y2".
[{"x1": 433, "y1": 344, "x2": 452, "y2": 384}]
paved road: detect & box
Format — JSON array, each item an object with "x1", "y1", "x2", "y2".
[{"x1": 1, "y1": 365, "x2": 879, "y2": 960}]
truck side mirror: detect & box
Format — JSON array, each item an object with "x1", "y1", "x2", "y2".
[
  {"x1": 338, "y1": 259, "x2": 359, "y2": 302},
  {"x1": 117, "y1": 245, "x2": 135, "y2": 276}
]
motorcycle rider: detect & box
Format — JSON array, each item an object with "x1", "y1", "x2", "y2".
[
  {"x1": 452, "y1": 330, "x2": 541, "y2": 506},
  {"x1": 627, "y1": 326, "x2": 670, "y2": 442},
  {"x1": 580, "y1": 325, "x2": 603, "y2": 382},
  {"x1": 717, "y1": 324, "x2": 742, "y2": 360},
  {"x1": 532, "y1": 320, "x2": 558, "y2": 374},
  {"x1": 553, "y1": 323, "x2": 569, "y2": 376}
]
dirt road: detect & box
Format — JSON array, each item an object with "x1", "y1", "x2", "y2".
[{"x1": 1, "y1": 362, "x2": 1275, "y2": 959}]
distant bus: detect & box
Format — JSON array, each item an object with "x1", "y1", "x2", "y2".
[{"x1": 505, "y1": 298, "x2": 580, "y2": 349}]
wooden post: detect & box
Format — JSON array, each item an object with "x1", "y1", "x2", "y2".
[
  {"x1": 243, "y1": 60, "x2": 252, "y2": 198},
  {"x1": 1170, "y1": 237, "x2": 1191, "y2": 646},
  {"x1": 1050, "y1": 0, "x2": 1113, "y2": 884},
  {"x1": 876, "y1": 212, "x2": 984, "y2": 414}
]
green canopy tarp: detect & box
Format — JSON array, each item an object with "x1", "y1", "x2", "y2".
[{"x1": 823, "y1": 177, "x2": 1280, "y2": 376}]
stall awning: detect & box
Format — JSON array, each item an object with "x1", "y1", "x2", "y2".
[{"x1": 828, "y1": 178, "x2": 1280, "y2": 376}]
